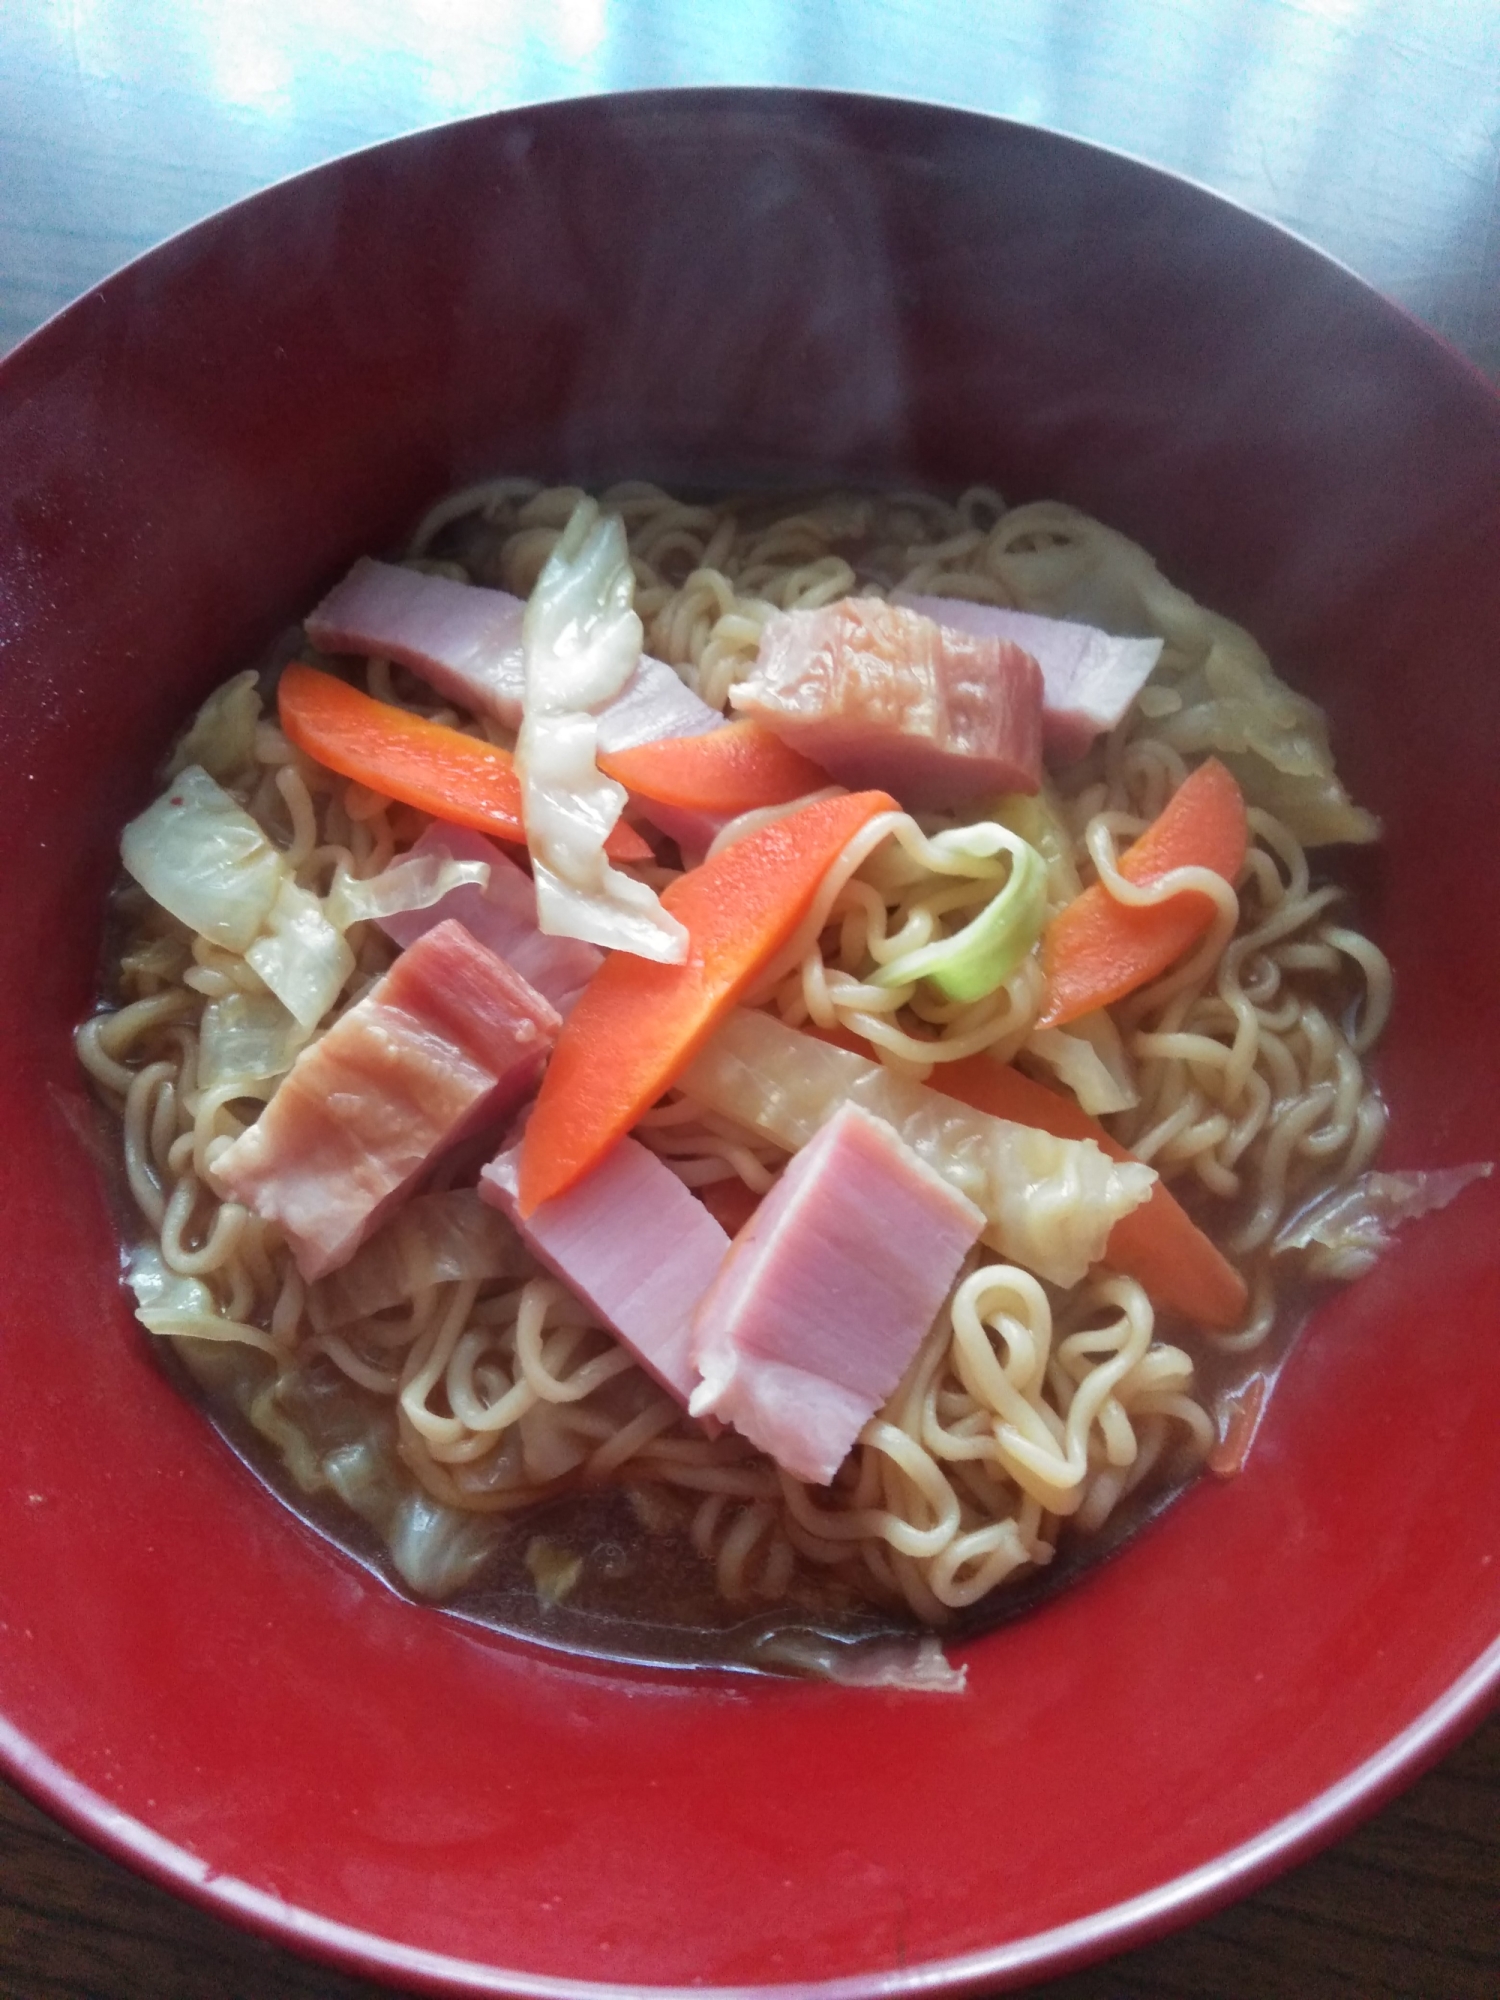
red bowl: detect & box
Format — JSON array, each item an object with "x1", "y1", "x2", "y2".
[{"x1": 1, "y1": 89, "x2": 1497, "y2": 1996}]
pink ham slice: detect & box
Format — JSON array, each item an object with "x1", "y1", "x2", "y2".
[
  {"x1": 729, "y1": 598, "x2": 1042, "y2": 807},
  {"x1": 480, "y1": 1135, "x2": 729, "y2": 1412},
  {"x1": 213, "y1": 920, "x2": 560, "y2": 1281},
  {"x1": 306, "y1": 557, "x2": 722, "y2": 752},
  {"x1": 689, "y1": 1102, "x2": 985, "y2": 1484},
  {"x1": 893, "y1": 592, "x2": 1163, "y2": 764},
  {"x1": 622, "y1": 797, "x2": 730, "y2": 865},
  {"x1": 378, "y1": 822, "x2": 602, "y2": 1015}
]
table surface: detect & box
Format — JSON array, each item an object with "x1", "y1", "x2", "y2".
[{"x1": 2, "y1": 3, "x2": 1497, "y2": 1995}]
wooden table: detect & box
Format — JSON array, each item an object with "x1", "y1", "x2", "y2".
[{"x1": 1, "y1": 3, "x2": 1496, "y2": 1993}]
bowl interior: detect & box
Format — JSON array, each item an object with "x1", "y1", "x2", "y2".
[{"x1": 1, "y1": 91, "x2": 1498, "y2": 1995}]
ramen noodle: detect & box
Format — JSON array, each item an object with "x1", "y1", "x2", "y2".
[{"x1": 80, "y1": 480, "x2": 1456, "y2": 1675}]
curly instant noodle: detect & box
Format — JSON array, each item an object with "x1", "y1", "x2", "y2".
[{"x1": 77, "y1": 480, "x2": 1401, "y2": 1665}]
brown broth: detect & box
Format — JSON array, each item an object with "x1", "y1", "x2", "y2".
[
  {"x1": 134, "y1": 1248, "x2": 1324, "y2": 1680},
  {"x1": 158, "y1": 1332, "x2": 918, "y2": 1678}
]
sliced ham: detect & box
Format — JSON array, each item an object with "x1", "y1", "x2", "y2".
[
  {"x1": 378, "y1": 822, "x2": 602, "y2": 1015},
  {"x1": 307, "y1": 558, "x2": 526, "y2": 718},
  {"x1": 690, "y1": 1103, "x2": 984, "y2": 1483},
  {"x1": 213, "y1": 920, "x2": 560, "y2": 1281},
  {"x1": 622, "y1": 797, "x2": 730, "y2": 865},
  {"x1": 481, "y1": 1135, "x2": 729, "y2": 1411},
  {"x1": 306, "y1": 557, "x2": 722, "y2": 752},
  {"x1": 679, "y1": 1008, "x2": 1155, "y2": 1288},
  {"x1": 729, "y1": 598, "x2": 1042, "y2": 808},
  {"x1": 591, "y1": 648, "x2": 724, "y2": 757},
  {"x1": 893, "y1": 592, "x2": 1163, "y2": 764}
]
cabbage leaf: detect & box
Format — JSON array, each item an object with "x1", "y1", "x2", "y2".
[
  {"x1": 314, "y1": 1190, "x2": 532, "y2": 1327},
  {"x1": 120, "y1": 764, "x2": 283, "y2": 953},
  {"x1": 988, "y1": 502, "x2": 1379, "y2": 847},
  {"x1": 125, "y1": 1244, "x2": 280, "y2": 1354},
  {"x1": 198, "y1": 989, "x2": 306, "y2": 1091},
  {"x1": 387, "y1": 1490, "x2": 498, "y2": 1597},
  {"x1": 244, "y1": 878, "x2": 354, "y2": 1029},
  {"x1": 166, "y1": 671, "x2": 263, "y2": 784},
  {"x1": 325, "y1": 851, "x2": 489, "y2": 930},
  {"x1": 1275, "y1": 1162, "x2": 1492, "y2": 1279},
  {"x1": 680, "y1": 1008, "x2": 1153, "y2": 1288},
  {"x1": 518, "y1": 499, "x2": 689, "y2": 963},
  {"x1": 126, "y1": 1243, "x2": 215, "y2": 1324},
  {"x1": 1023, "y1": 1011, "x2": 1139, "y2": 1116},
  {"x1": 871, "y1": 824, "x2": 1046, "y2": 1003}
]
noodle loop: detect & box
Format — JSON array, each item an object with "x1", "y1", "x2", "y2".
[{"x1": 77, "y1": 478, "x2": 1391, "y2": 1638}]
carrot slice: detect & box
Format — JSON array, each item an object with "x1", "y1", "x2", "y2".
[
  {"x1": 803, "y1": 1023, "x2": 1245, "y2": 1328},
  {"x1": 1036, "y1": 758, "x2": 1247, "y2": 1029},
  {"x1": 518, "y1": 789, "x2": 896, "y2": 1212},
  {"x1": 277, "y1": 663, "x2": 652, "y2": 863},
  {"x1": 921, "y1": 1053, "x2": 1248, "y2": 1328},
  {"x1": 599, "y1": 720, "x2": 833, "y2": 815}
]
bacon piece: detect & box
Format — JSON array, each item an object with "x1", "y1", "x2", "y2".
[
  {"x1": 481, "y1": 1135, "x2": 728, "y2": 1411},
  {"x1": 306, "y1": 557, "x2": 721, "y2": 751},
  {"x1": 378, "y1": 822, "x2": 602, "y2": 1015},
  {"x1": 893, "y1": 592, "x2": 1163, "y2": 764},
  {"x1": 213, "y1": 920, "x2": 559, "y2": 1280},
  {"x1": 689, "y1": 1102, "x2": 985, "y2": 1483},
  {"x1": 729, "y1": 598, "x2": 1042, "y2": 807}
]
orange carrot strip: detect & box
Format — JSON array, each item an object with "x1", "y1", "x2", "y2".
[
  {"x1": 1036, "y1": 758, "x2": 1247, "y2": 1029},
  {"x1": 599, "y1": 720, "x2": 833, "y2": 815},
  {"x1": 803, "y1": 1023, "x2": 1245, "y2": 1328},
  {"x1": 277, "y1": 663, "x2": 652, "y2": 863},
  {"x1": 922, "y1": 1053, "x2": 1248, "y2": 1328},
  {"x1": 696, "y1": 1177, "x2": 763, "y2": 1237},
  {"x1": 519, "y1": 790, "x2": 897, "y2": 1213}
]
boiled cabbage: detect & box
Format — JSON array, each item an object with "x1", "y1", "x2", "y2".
[
  {"x1": 387, "y1": 1490, "x2": 498, "y2": 1597},
  {"x1": 518, "y1": 499, "x2": 688, "y2": 963},
  {"x1": 987, "y1": 503, "x2": 1378, "y2": 846},
  {"x1": 125, "y1": 1244, "x2": 279, "y2": 1355},
  {"x1": 244, "y1": 878, "x2": 354, "y2": 1029},
  {"x1": 870, "y1": 823, "x2": 1046, "y2": 1004},
  {"x1": 1275, "y1": 1163, "x2": 1491, "y2": 1279},
  {"x1": 120, "y1": 764, "x2": 283, "y2": 953},
  {"x1": 197, "y1": 990, "x2": 306, "y2": 1091},
  {"x1": 314, "y1": 1190, "x2": 532, "y2": 1327},
  {"x1": 680, "y1": 1009, "x2": 1153, "y2": 1287},
  {"x1": 126, "y1": 1243, "x2": 215, "y2": 1324},
  {"x1": 325, "y1": 850, "x2": 488, "y2": 930},
  {"x1": 1024, "y1": 1012, "x2": 1139, "y2": 1116},
  {"x1": 166, "y1": 671, "x2": 263, "y2": 783}
]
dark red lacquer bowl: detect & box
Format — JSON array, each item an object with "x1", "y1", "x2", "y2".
[{"x1": 1, "y1": 90, "x2": 1496, "y2": 1997}]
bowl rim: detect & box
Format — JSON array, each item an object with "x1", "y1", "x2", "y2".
[
  {"x1": 3, "y1": 1638, "x2": 1495, "y2": 1996},
  {"x1": 5, "y1": 79, "x2": 1500, "y2": 1999},
  {"x1": 7, "y1": 79, "x2": 1500, "y2": 409}
]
